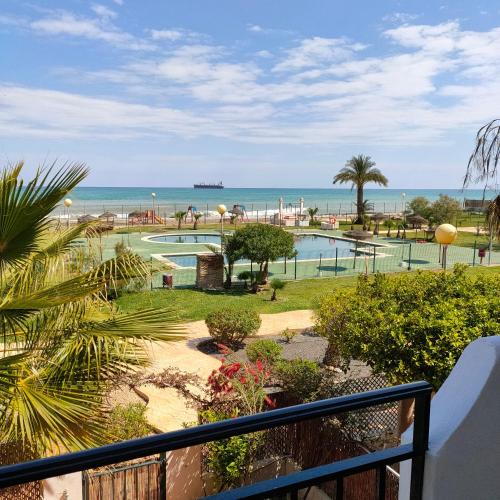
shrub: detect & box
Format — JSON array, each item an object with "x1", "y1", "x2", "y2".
[
  {"x1": 205, "y1": 308, "x2": 261, "y2": 346},
  {"x1": 315, "y1": 265, "x2": 500, "y2": 389},
  {"x1": 270, "y1": 278, "x2": 286, "y2": 301},
  {"x1": 246, "y1": 339, "x2": 283, "y2": 364},
  {"x1": 107, "y1": 403, "x2": 152, "y2": 441},
  {"x1": 280, "y1": 328, "x2": 297, "y2": 343},
  {"x1": 275, "y1": 359, "x2": 322, "y2": 402},
  {"x1": 237, "y1": 271, "x2": 252, "y2": 288},
  {"x1": 200, "y1": 408, "x2": 262, "y2": 490}
]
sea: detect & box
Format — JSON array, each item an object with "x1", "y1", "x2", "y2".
[{"x1": 59, "y1": 187, "x2": 494, "y2": 218}]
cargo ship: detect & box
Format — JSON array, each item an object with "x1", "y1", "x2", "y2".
[{"x1": 193, "y1": 182, "x2": 224, "y2": 189}]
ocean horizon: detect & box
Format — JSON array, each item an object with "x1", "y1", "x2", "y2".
[{"x1": 59, "y1": 187, "x2": 495, "y2": 217}]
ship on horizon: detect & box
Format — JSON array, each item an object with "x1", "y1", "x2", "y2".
[{"x1": 193, "y1": 181, "x2": 224, "y2": 189}]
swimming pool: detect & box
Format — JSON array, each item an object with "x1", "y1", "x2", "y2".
[
  {"x1": 149, "y1": 234, "x2": 221, "y2": 245},
  {"x1": 162, "y1": 234, "x2": 373, "y2": 268}
]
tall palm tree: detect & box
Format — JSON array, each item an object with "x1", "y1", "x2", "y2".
[
  {"x1": 466, "y1": 119, "x2": 500, "y2": 240},
  {"x1": 333, "y1": 155, "x2": 388, "y2": 223},
  {"x1": 0, "y1": 162, "x2": 184, "y2": 456}
]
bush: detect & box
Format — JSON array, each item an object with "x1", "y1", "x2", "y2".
[
  {"x1": 246, "y1": 339, "x2": 283, "y2": 364},
  {"x1": 315, "y1": 266, "x2": 500, "y2": 389},
  {"x1": 280, "y1": 328, "x2": 297, "y2": 343},
  {"x1": 275, "y1": 359, "x2": 322, "y2": 402},
  {"x1": 206, "y1": 308, "x2": 261, "y2": 346},
  {"x1": 107, "y1": 403, "x2": 152, "y2": 441}
]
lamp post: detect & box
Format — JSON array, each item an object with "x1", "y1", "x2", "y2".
[
  {"x1": 151, "y1": 192, "x2": 156, "y2": 225},
  {"x1": 435, "y1": 223, "x2": 457, "y2": 270},
  {"x1": 401, "y1": 192, "x2": 407, "y2": 224},
  {"x1": 63, "y1": 198, "x2": 72, "y2": 228},
  {"x1": 217, "y1": 204, "x2": 227, "y2": 254}
]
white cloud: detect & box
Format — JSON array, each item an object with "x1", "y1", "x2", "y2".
[
  {"x1": 256, "y1": 50, "x2": 272, "y2": 58},
  {"x1": 150, "y1": 29, "x2": 183, "y2": 41},
  {"x1": 91, "y1": 4, "x2": 117, "y2": 19},
  {"x1": 273, "y1": 37, "x2": 366, "y2": 72},
  {"x1": 382, "y1": 12, "x2": 420, "y2": 24},
  {"x1": 30, "y1": 10, "x2": 154, "y2": 50},
  {"x1": 247, "y1": 24, "x2": 263, "y2": 33},
  {"x1": 112, "y1": 0, "x2": 123, "y2": 5}
]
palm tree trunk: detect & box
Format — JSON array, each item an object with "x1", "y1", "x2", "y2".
[{"x1": 356, "y1": 184, "x2": 364, "y2": 223}]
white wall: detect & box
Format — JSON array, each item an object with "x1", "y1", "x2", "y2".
[
  {"x1": 400, "y1": 336, "x2": 500, "y2": 500},
  {"x1": 43, "y1": 472, "x2": 82, "y2": 500}
]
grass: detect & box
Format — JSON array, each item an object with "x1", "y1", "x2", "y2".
[
  {"x1": 402, "y1": 229, "x2": 499, "y2": 251},
  {"x1": 116, "y1": 265, "x2": 500, "y2": 322}
]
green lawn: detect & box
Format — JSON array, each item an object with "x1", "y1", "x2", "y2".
[{"x1": 116, "y1": 265, "x2": 500, "y2": 322}]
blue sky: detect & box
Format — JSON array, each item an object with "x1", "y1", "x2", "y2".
[{"x1": 1, "y1": 0, "x2": 500, "y2": 188}]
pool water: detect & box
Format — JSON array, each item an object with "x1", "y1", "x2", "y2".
[
  {"x1": 163, "y1": 234, "x2": 368, "y2": 268},
  {"x1": 150, "y1": 234, "x2": 221, "y2": 244}
]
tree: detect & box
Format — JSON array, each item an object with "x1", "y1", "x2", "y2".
[
  {"x1": 222, "y1": 232, "x2": 245, "y2": 288},
  {"x1": 270, "y1": 278, "x2": 286, "y2": 301},
  {"x1": 466, "y1": 120, "x2": 500, "y2": 240},
  {"x1": 175, "y1": 210, "x2": 187, "y2": 229},
  {"x1": 333, "y1": 155, "x2": 388, "y2": 223},
  {"x1": 315, "y1": 266, "x2": 500, "y2": 390},
  {"x1": 193, "y1": 212, "x2": 203, "y2": 230},
  {"x1": 231, "y1": 224, "x2": 295, "y2": 284},
  {"x1": 409, "y1": 196, "x2": 431, "y2": 218},
  {"x1": 0, "y1": 162, "x2": 183, "y2": 455},
  {"x1": 307, "y1": 207, "x2": 319, "y2": 224},
  {"x1": 429, "y1": 195, "x2": 462, "y2": 225},
  {"x1": 384, "y1": 219, "x2": 394, "y2": 237}
]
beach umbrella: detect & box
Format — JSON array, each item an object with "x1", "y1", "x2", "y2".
[
  {"x1": 99, "y1": 211, "x2": 117, "y2": 224},
  {"x1": 407, "y1": 215, "x2": 428, "y2": 227},
  {"x1": 77, "y1": 214, "x2": 97, "y2": 224}
]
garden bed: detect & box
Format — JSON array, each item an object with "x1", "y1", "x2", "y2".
[{"x1": 198, "y1": 329, "x2": 328, "y2": 363}]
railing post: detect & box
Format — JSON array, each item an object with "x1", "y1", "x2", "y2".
[
  {"x1": 159, "y1": 452, "x2": 167, "y2": 500},
  {"x1": 408, "y1": 243, "x2": 412, "y2": 271},
  {"x1": 294, "y1": 254, "x2": 297, "y2": 280},
  {"x1": 372, "y1": 245, "x2": 376, "y2": 273},
  {"x1": 410, "y1": 391, "x2": 431, "y2": 500},
  {"x1": 472, "y1": 240, "x2": 477, "y2": 266},
  {"x1": 335, "y1": 247, "x2": 338, "y2": 276},
  {"x1": 318, "y1": 253, "x2": 322, "y2": 276}
]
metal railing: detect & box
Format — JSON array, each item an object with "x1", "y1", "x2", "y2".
[{"x1": 0, "y1": 381, "x2": 432, "y2": 499}]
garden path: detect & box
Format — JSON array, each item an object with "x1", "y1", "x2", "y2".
[{"x1": 140, "y1": 309, "x2": 314, "y2": 432}]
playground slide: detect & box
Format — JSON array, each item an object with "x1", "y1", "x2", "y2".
[{"x1": 155, "y1": 215, "x2": 165, "y2": 224}]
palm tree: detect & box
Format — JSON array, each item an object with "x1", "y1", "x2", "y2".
[
  {"x1": 307, "y1": 207, "x2": 319, "y2": 224},
  {"x1": 0, "y1": 162, "x2": 183, "y2": 456},
  {"x1": 193, "y1": 212, "x2": 203, "y2": 230},
  {"x1": 333, "y1": 155, "x2": 388, "y2": 223},
  {"x1": 175, "y1": 210, "x2": 187, "y2": 230},
  {"x1": 270, "y1": 278, "x2": 286, "y2": 301},
  {"x1": 466, "y1": 119, "x2": 500, "y2": 240}
]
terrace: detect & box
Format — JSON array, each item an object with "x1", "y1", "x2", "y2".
[{"x1": 3, "y1": 334, "x2": 500, "y2": 499}]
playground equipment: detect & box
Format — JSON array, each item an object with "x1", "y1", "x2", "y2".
[
  {"x1": 185, "y1": 205, "x2": 199, "y2": 222},
  {"x1": 230, "y1": 204, "x2": 249, "y2": 222}
]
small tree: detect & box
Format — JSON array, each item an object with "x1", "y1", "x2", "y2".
[
  {"x1": 237, "y1": 270, "x2": 252, "y2": 289},
  {"x1": 174, "y1": 210, "x2": 187, "y2": 229},
  {"x1": 222, "y1": 232, "x2": 245, "y2": 288},
  {"x1": 246, "y1": 339, "x2": 282, "y2": 364},
  {"x1": 307, "y1": 207, "x2": 319, "y2": 224},
  {"x1": 193, "y1": 212, "x2": 203, "y2": 230},
  {"x1": 409, "y1": 196, "x2": 431, "y2": 218},
  {"x1": 270, "y1": 278, "x2": 286, "y2": 301},
  {"x1": 232, "y1": 224, "x2": 295, "y2": 284},
  {"x1": 428, "y1": 195, "x2": 462, "y2": 225},
  {"x1": 384, "y1": 219, "x2": 394, "y2": 237}
]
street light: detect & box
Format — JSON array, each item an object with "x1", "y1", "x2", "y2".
[
  {"x1": 217, "y1": 204, "x2": 227, "y2": 254},
  {"x1": 435, "y1": 223, "x2": 457, "y2": 270},
  {"x1": 63, "y1": 198, "x2": 72, "y2": 228},
  {"x1": 151, "y1": 192, "x2": 156, "y2": 224}
]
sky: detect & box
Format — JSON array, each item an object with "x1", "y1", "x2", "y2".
[{"x1": 1, "y1": 0, "x2": 500, "y2": 188}]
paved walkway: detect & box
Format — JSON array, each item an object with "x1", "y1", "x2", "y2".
[{"x1": 138, "y1": 310, "x2": 314, "y2": 432}]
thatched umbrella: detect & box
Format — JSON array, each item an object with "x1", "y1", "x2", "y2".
[
  {"x1": 370, "y1": 212, "x2": 386, "y2": 236},
  {"x1": 407, "y1": 214, "x2": 428, "y2": 229},
  {"x1": 77, "y1": 214, "x2": 97, "y2": 224},
  {"x1": 99, "y1": 211, "x2": 117, "y2": 221}
]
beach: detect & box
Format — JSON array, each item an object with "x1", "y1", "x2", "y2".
[{"x1": 57, "y1": 186, "x2": 493, "y2": 219}]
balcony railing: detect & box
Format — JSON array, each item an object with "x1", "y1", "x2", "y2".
[{"x1": 0, "y1": 381, "x2": 432, "y2": 499}]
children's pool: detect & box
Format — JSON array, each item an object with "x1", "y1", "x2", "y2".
[
  {"x1": 149, "y1": 234, "x2": 221, "y2": 244},
  {"x1": 160, "y1": 234, "x2": 374, "y2": 268}
]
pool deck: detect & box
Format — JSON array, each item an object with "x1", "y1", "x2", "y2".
[{"x1": 92, "y1": 229, "x2": 500, "y2": 286}]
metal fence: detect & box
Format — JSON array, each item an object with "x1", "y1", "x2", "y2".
[{"x1": 152, "y1": 241, "x2": 500, "y2": 289}]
